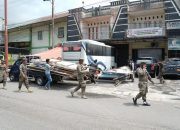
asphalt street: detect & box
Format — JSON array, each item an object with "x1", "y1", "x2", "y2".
[{"x1": 0, "y1": 78, "x2": 180, "y2": 130}]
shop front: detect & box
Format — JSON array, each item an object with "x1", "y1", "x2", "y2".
[{"x1": 168, "y1": 38, "x2": 180, "y2": 58}]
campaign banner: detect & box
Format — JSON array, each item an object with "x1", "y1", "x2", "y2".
[
  {"x1": 127, "y1": 27, "x2": 164, "y2": 38},
  {"x1": 168, "y1": 38, "x2": 180, "y2": 50}
]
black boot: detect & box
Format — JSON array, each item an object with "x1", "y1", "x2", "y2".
[
  {"x1": 143, "y1": 101, "x2": 151, "y2": 106},
  {"x1": 133, "y1": 98, "x2": 137, "y2": 105}
]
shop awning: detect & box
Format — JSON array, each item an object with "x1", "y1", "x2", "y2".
[{"x1": 34, "y1": 47, "x2": 62, "y2": 60}]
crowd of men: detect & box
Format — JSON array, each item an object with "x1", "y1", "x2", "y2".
[{"x1": 0, "y1": 58, "x2": 165, "y2": 105}]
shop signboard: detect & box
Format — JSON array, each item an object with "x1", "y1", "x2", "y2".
[
  {"x1": 127, "y1": 27, "x2": 164, "y2": 38},
  {"x1": 167, "y1": 21, "x2": 180, "y2": 29},
  {"x1": 168, "y1": 38, "x2": 180, "y2": 50}
]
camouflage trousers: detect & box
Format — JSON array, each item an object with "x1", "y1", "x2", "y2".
[
  {"x1": 135, "y1": 82, "x2": 148, "y2": 102},
  {"x1": 158, "y1": 72, "x2": 165, "y2": 84},
  {"x1": 73, "y1": 81, "x2": 86, "y2": 97},
  {"x1": 18, "y1": 76, "x2": 29, "y2": 90},
  {"x1": 2, "y1": 71, "x2": 7, "y2": 87}
]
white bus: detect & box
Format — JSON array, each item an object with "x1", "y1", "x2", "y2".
[{"x1": 62, "y1": 40, "x2": 116, "y2": 70}]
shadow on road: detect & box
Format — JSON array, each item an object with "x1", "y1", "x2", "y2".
[
  {"x1": 66, "y1": 92, "x2": 119, "y2": 99},
  {"x1": 123, "y1": 102, "x2": 139, "y2": 107}
]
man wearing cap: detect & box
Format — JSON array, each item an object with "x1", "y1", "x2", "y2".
[
  {"x1": 1, "y1": 60, "x2": 8, "y2": 89},
  {"x1": 71, "y1": 58, "x2": 88, "y2": 99},
  {"x1": 18, "y1": 58, "x2": 32, "y2": 92}
]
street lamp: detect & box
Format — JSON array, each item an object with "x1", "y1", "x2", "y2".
[{"x1": 43, "y1": 0, "x2": 55, "y2": 49}]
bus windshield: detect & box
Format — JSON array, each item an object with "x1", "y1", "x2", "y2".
[{"x1": 63, "y1": 42, "x2": 81, "y2": 52}]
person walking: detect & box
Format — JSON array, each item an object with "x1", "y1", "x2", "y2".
[
  {"x1": 89, "y1": 59, "x2": 98, "y2": 84},
  {"x1": 71, "y1": 58, "x2": 88, "y2": 99},
  {"x1": 44, "y1": 59, "x2": 52, "y2": 89},
  {"x1": 157, "y1": 61, "x2": 165, "y2": 84},
  {"x1": 133, "y1": 62, "x2": 154, "y2": 106},
  {"x1": 18, "y1": 58, "x2": 32, "y2": 92},
  {"x1": 128, "y1": 59, "x2": 135, "y2": 82},
  {"x1": 1, "y1": 60, "x2": 7, "y2": 89}
]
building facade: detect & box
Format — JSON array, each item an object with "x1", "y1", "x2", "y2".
[
  {"x1": 6, "y1": 0, "x2": 180, "y2": 66},
  {"x1": 0, "y1": 18, "x2": 4, "y2": 46},
  {"x1": 67, "y1": 0, "x2": 180, "y2": 66},
  {"x1": 165, "y1": 0, "x2": 180, "y2": 58},
  {"x1": 8, "y1": 12, "x2": 68, "y2": 54}
]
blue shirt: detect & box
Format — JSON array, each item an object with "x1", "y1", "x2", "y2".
[{"x1": 45, "y1": 63, "x2": 51, "y2": 74}]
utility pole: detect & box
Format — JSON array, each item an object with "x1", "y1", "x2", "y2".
[
  {"x1": 43, "y1": 0, "x2": 55, "y2": 48},
  {"x1": 4, "y1": 0, "x2": 8, "y2": 65}
]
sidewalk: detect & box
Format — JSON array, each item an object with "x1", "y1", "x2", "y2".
[{"x1": 87, "y1": 78, "x2": 180, "y2": 103}]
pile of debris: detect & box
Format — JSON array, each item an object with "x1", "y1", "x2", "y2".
[{"x1": 28, "y1": 59, "x2": 79, "y2": 79}]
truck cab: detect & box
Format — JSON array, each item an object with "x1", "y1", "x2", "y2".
[{"x1": 9, "y1": 55, "x2": 41, "y2": 81}]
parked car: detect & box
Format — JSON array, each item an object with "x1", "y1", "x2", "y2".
[
  {"x1": 9, "y1": 55, "x2": 41, "y2": 81},
  {"x1": 135, "y1": 57, "x2": 157, "y2": 78},
  {"x1": 163, "y1": 58, "x2": 180, "y2": 77}
]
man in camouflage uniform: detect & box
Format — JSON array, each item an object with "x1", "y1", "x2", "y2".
[
  {"x1": 18, "y1": 58, "x2": 32, "y2": 92},
  {"x1": 1, "y1": 60, "x2": 7, "y2": 89},
  {"x1": 133, "y1": 62, "x2": 154, "y2": 106},
  {"x1": 157, "y1": 61, "x2": 165, "y2": 84},
  {"x1": 71, "y1": 58, "x2": 88, "y2": 99}
]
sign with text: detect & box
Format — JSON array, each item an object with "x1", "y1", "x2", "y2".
[
  {"x1": 127, "y1": 27, "x2": 164, "y2": 38},
  {"x1": 168, "y1": 38, "x2": 180, "y2": 50},
  {"x1": 167, "y1": 21, "x2": 180, "y2": 29}
]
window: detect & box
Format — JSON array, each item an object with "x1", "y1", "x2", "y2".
[
  {"x1": 38, "y1": 31, "x2": 43, "y2": 40},
  {"x1": 88, "y1": 28, "x2": 91, "y2": 39},
  {"x1": 86, "y1": 44, "x2": 113, "y2": 56},
  {"x1": 63, "y1": 43, "x2": 81, "y2": 52},
  {"x1": 154, "y1": 21, "x2": 157, "y2": 27},
  {"x1": 58, "y1": 27, "x2": 64, "y2": 38},
  {"x1": 144, "y1": 22, "x2": 148, "y2": 28},
  {"x1": 148, "y1": 21, "x2": 151, "y2": 27},
  {"x1": 159, "y1": 21, "x2": 163, "y2": 27}
]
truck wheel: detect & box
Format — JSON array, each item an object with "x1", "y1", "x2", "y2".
[
  {"x1": 36, "y1": 77, "x2": 45, "y2": 86},
  {"x1": 9, "y1": 74, "x2": 15, "y2": 81}
]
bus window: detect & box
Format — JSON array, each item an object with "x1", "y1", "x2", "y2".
[
  {"x1": 73, "y1": 46, "x2": 81, "y2": 51},
  {"x1": 63, "y1": 44, "x2": 81, "y2": 52}
]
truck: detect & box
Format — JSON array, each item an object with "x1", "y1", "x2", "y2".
[{"x1": 9, "y1": 58, "x2": 77, "y2": 86}]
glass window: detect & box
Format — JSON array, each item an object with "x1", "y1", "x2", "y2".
[
  {"x1": 154, "y1": 21, "x2": 157, "y2": 27},
  {"x1": 58, "y1": 27, "x2": 64, "y2": 38},
  {"x1": 63, "y1": 43, "x2": 81, "y2": 52},
  {"x1": 38, "y1": 31, "x2": 43, "y2": 40}
]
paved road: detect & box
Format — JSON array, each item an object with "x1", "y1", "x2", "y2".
[{"x1": 0, "y1": 79, "x2": 180, "y2": 130}]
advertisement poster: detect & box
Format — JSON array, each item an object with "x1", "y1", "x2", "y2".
[
  {"x1": 127, "y1": 27, "x2": 164, "y2": 38},
  {"x1": 167, "y1": 21, "x2": 180, "y2": 29},
  {"x1": 168, "y1": 38, "x2": 180, "y2": 50}
]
